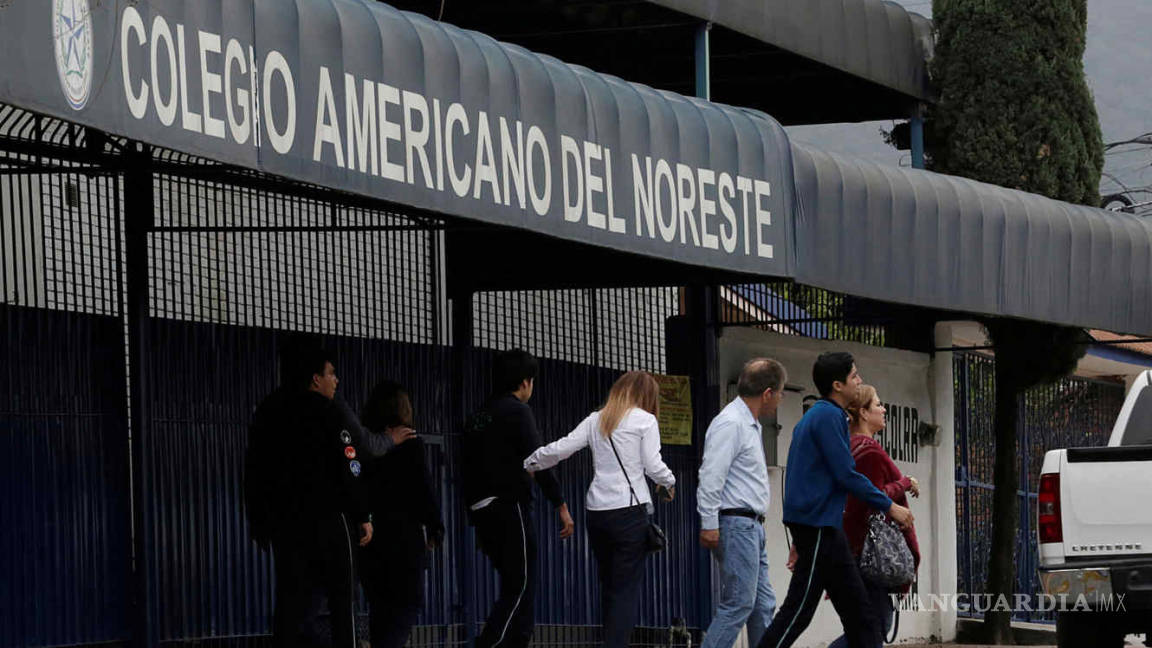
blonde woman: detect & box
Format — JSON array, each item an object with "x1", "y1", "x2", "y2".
[
  {"x1": 524, "y1": 371, "x2": 676, "y2": 648},
  {"x1": 827, "y1": 384, "x2": 921, "y2": 648}
]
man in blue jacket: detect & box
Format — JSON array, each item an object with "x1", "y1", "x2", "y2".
[{"x1": 755, "y1": 352, "x2": 914, "y2": 648}]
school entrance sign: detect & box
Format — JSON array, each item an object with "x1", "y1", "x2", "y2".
[
  {"x1": 5, "y1": 0, "x2": 1150, "y2": 335},
  {"x1": 1, "y1": 0, "x2": 796, "y2": 277}
]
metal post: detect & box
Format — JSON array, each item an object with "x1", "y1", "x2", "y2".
[
  {"x1": 450, "y1": 291, "x2": 476, "y2": 645},
  {"x1": 1016, "y1": 391, "x2": 1029, "y2": 621},
  {"x1": 695, "y1": 22, "x2": 711, "y2": 101},
  {"x1": 692, "y1": 20, "x2": 720, "y2": 630},
  {"x1": 961, "y1": 358, "x2": 974, "y2": 610},
  {"x1": 910, "y1": 104, "x2": 925, "y2": 169},
  {"x1": 123, "y1": 142, "x2": 154, "y2": 648}
]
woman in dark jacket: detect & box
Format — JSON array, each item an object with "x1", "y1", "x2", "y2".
[
  {"x1": 359, "y1": 381, "x2": 444, "y2": 648},
  {"x1": 828, "y1": 384, "x2": 920, "y2": 648}
]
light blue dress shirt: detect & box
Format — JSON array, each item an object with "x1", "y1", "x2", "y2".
[{"x1": 697, "y1": 397, "x2": 771, "y2": 530}]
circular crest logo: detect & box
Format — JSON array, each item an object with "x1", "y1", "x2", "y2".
[{"x1": 53, "y1": 0, "x2": 94, "y2": 110}]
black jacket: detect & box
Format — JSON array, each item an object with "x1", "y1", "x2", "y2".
[
  {"x1": 361, "y1": 437, "x2": 444, "y2": 570},
  {"x1": 461, "y1": 394, "x2": 564, "y2": 513},
  {"x1": 244, "y1": 388, "x2": 375, "y2": 546}
]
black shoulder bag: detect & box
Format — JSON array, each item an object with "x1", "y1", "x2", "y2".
[{"x1": 607, "y1": 434, "x2": 667, "y2": 553}]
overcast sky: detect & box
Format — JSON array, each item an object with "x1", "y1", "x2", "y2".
[{"x1": 787, "y1": 0, "x2": 1152, "y2": 207}]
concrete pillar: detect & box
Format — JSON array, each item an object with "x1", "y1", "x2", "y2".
[{"x1": 929, "y1": 321, "x2": 959, "y2": 641}]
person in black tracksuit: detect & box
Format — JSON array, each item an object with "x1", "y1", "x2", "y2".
[
  {"x1": 359, "y1": 381, "x2": 445, "y2": 648},
  {"x1": 462, "y1": 350, "x2": 574, "y2": 648},
  {"x1": 755, "y1": 352, "x2": 914, "y2": 648},
  {"x1": 244, "y1": 341, "x2": 415, "y2": 648}
]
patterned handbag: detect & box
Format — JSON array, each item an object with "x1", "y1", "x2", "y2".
[{"x1": 858, "y1": 512, "x2": 915, "y2": 588}]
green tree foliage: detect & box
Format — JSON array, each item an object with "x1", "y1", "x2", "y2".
[
  {"x1": 982, "y1": 320, "x2": 1088, "y2": 390},
  {"x1": 767, "y1": 283, "x2": 885, "y2": 347},
  {"x1": 929, "y1": 0, "x2": 1104, "y2": 206}
]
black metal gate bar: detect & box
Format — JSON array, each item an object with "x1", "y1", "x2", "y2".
[
  {"x1": 2, "y1": 106, "x2": 132, "y2": 647},
  {"x1": 3, "y1": 100, "x2": 716, "y2": 647},
  {"x1": 124, "y1": 142, "x2": 155, "y2": 647},
  {"x1": 952, "y1": 351, "x2": 1124, "y2": 623}
]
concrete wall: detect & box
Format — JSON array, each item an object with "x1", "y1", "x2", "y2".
[{"x1": 715, "y1": 325, "x2": 958, "y2": 646}]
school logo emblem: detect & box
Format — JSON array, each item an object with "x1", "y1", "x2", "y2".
[{"x1": 53, "y1": 0, "x2": 94, "y2": 110}]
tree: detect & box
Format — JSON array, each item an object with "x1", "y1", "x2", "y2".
[
  {"x1": 928, "y1": 0, "x2": 1104, "y2": 643},
  {"x1": 928, "y1": 0, "x2": 1103, "y2": 203},
  {"x1": 977, "y1": 320, "x2": 1087, "y2": 642}
]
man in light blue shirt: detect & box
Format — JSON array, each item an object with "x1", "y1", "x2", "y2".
[{"x1": 698, "y1": 358, "x2": 787, "y2": 648}]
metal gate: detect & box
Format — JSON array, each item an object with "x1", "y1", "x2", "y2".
[
  {"x1": 2, "y1": 107, "x2": 132, "y2": 647},
  {"x1": 2, "y1": 103, "x2": 710, "y2": 647},
  {"x1": 952, "y1": 351, "x2": 1124, "y2": 623}
]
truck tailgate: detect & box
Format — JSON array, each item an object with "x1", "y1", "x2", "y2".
[{"x1": 1061, "y1": 446, "x2": 1152, "y2": 557}]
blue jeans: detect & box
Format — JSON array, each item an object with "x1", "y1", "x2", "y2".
[
  {"x1": 827, "y1": 581, "x2": 894, "y2": 648},
  {"x1": 702, "y1": 516, "x2": 776, "y2": 648}
]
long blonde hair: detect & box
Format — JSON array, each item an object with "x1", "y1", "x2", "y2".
[
  {"x1": 847, "y1": 384, "x2": 878, "y2": 427},
  {"x1": 599, "y1": 371, "x2": 660, "y2": 437}
]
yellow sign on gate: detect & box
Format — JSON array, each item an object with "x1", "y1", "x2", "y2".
[{"x1": 654, "y1": 374, "x2": 692, "y2": 445}]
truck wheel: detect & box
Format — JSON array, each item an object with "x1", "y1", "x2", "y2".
[{"x1": 1056, "y1": 612, "x2": 1124, "y2": 648}]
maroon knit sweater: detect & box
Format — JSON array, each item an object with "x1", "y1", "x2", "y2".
[{"x1": 843, "y1": 434, "x2": 921, "y2": 592}]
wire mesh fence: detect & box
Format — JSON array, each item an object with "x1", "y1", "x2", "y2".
[
  {"x1": 719, "y1": 281, "x2": 887, "y2": 346},
  {"x1": 473, "y1": 287, "x2": 679, "y2": 372}
]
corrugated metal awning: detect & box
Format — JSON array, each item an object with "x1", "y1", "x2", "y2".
[
  {"x1": 4, "y1": 0, "x2": 1150, "y2": 335},
  {"x1": 791, "y1": 143, "x2": 1152, "y2": 335}
]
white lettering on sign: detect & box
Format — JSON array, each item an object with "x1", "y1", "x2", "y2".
[
  {"x1": 223, "y1": 39, "x2": 250, "y2": 144},
  {"x1": 120, "y1": 5, "x2": 292, "y2": 151},
  {"x1": 115, "y1": 6, "x2": 781, "y2": 261},
  {"x1": 631, "y1": 156, "x2": 774, "y2": 259},
  {"x1": 198, "y1": 31, "x2": 226, "y2": 139}
]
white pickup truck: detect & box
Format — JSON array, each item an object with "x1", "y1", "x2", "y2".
[{"x1": 1038, "y1": 370, "x2": 1152, "y2": 647}]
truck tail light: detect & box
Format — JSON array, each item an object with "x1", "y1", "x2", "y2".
[{"x1": 1038, "y1": 473, "x2": 1062, "y2": 544}]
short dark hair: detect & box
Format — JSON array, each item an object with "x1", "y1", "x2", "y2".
[
  {"x1": 812, "y1": 351, "x2": 855, "y2": 398},
  {"x1": 736, "y1": 358, "x2": 787, "y2": 397},
  {"x1": 493, "y1": 349, "x2": 538, "y2": 394},
  {"x1": 278, "y1": 335, "x2": 333, "y2": 390}
]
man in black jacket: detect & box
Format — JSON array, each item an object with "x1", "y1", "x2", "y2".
[
  {"x1": 463, "y1": 349, "x2": 574, "y2": 648},
  {"x1": 244, "y1": 340, "x2": 414, "y2": 648}
]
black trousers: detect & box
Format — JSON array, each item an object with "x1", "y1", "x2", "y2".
[
  {"x1": 754, "y1": 524, "x2": 878, "y2": 648},
  {"x1": 271, "y1": 513, "x2": 359, "y2": 648},
  {"x1": 473, "y1": 500, "x2": 536, "y2": 648},
  {"x1": 587, "y1": 505, "x2": 650, "y2": 648},
  {"x1": 361, "y1": 524, "x2": 427, "y2": 648}
]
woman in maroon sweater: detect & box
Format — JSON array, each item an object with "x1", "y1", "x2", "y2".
[{"x1": 829, "y1": 384, "x2": 921, "y2": 648}]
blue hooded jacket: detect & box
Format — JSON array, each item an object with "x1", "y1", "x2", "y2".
[{"x1": 783, "y1": 399, "x2": 893, "y2": 527}]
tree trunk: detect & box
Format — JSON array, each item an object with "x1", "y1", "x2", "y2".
[{"x1": 984, "y1": 362, "x2": 1019, "y2": 644}]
